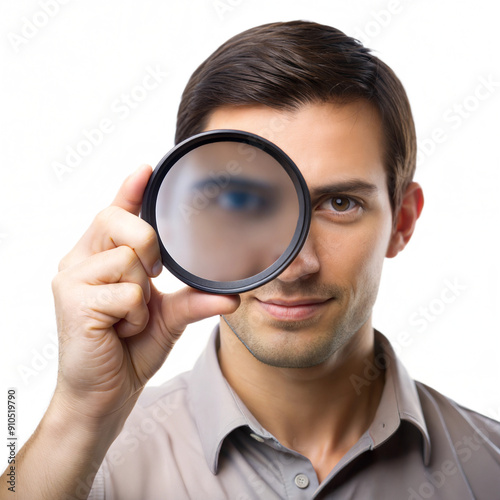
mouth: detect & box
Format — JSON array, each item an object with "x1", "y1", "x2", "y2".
[{"x1": 256, "y1": 297, "x2": 332, "y2": 321}]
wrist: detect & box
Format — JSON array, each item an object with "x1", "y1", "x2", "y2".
[
  {"x1": 47, "y1": 389, "x2": 138, "y2": 450},
  {"x1": 6, "y1": 389, "x2": 138, "y2": 500}
]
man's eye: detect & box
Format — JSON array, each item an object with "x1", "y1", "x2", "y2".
[
  {"x1": 218, "y1": 190, "x2": 266, "y2": 211},
  {"x1": 189, "y1": 178, "x2": 277, "y2": 217},
  {"x1": 324, "y1": 196, "x2": 357, "y2": 212}
]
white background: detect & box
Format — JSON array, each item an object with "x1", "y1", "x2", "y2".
[{"x1": 1, "y1": 0, "x2": 499, "y2": 464}]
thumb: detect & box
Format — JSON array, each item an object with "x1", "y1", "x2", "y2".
[
  {"x1": 162, "y1": 287, "x2": 241, "y2": 338},
  {"x1": 111, "y1": 164, "x2": 153, "y2": 215},
  {"x1": 126, "y1": 287, "x2": 240, "y2": 384}
]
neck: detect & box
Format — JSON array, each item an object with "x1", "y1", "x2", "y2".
[{"x1": 218, "y1": 319, "x2": 385, "y2": 483}]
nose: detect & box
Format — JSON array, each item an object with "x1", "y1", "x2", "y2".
[{"x1": 276, "y1": 230, "x2": 320, "y2": 282}]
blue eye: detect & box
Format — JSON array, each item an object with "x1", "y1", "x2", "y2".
[
  {"x1": 218, "y1": 190, "x2": 266, "y2": 212},
  {"x1": 191, "y1": 177, "x2": 277, "y2": 217}
]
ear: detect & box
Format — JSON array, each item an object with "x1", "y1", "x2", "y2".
[{"x1": 386, "y1": 182, "x2": 424, "y2": 258}]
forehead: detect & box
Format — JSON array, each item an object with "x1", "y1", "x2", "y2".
[{"x1": 204, "y1": 100, "x2": 387, "y2": 192}]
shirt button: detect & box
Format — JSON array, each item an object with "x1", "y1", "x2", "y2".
[
  {"x1": 249, "y1": 433, "x2": 265, "y2": 443},
  {"x1": 294, "y1": 473, "x2": 310, "y2": 489}
]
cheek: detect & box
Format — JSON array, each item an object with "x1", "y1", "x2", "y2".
[{"x1": 315, "y1": 216, "x2": 392, "y2": 287}]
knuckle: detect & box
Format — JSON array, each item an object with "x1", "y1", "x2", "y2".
[
  {"x1": 57, "y1": 255, "x2": 70, "y2": 272},
  {"x1": 134, "y1": 303, "x2": 150, "y2": 329},
  {"x1": 95, "y1": 205, "x2": 120, "y2": 225},
  {"x1": 116, "y1": 244, "x2": 139, "y2": 267},
  {"x1": 92, "y1": 206, "x2": 122, "y2": 237},
  {"x1": 123, "y1": 283, "x2": 145, "y2": 306},
  {"x1": 92, "y1": 208, "x2": 107, "y2": 229},
  {"x1": 51, "y1": 272, "x2": 62, "y2": 294},
  {"x1": 51, "y1": 267, "x2": 72, "y2": 294},
  {"x1": 58, "y1": 249, "x2": 79, "y2": 272},
  {"x1": 141, "y1": 224, "x2": 159, "y2": 249}
]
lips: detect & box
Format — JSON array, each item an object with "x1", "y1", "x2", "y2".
[{"x1": 256, "y1": 297, "x2": 331, "y2": 321}]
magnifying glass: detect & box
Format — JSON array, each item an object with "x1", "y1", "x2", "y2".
[{"x1": 141, "y1": 130, "x2": 311, "y2": 294}]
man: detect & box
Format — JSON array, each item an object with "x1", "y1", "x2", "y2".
[{"x1": 4, "y1": 21, "x2": 500, "y2": 500}]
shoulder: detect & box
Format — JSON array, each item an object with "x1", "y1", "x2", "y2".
[
  {"x1": 121, "y1": 370, "x2": 197, "y2": 439},
  {"x1": 415, "y1": 380, "x2": 500, "y2": 450},
  {"x1": 137, "y1": 371, "x2": 191, "y2": 413},
  {"x1": 91, "y1": 371, "x2": 203, "y2": 499},
  {"x1": 105, "y1": 369, "x2": 199, "y2": 465}
]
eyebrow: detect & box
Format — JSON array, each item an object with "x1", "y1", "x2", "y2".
[
  {"x1": 192, "y1": 177, "x2": 275, "y2": 192},
  {"x1": 309, "y1": 179, "x2": 379, "y2": 200}
]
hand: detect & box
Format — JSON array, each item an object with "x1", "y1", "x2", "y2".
[{"x1": 51, "y1": 164, "x2": 240, "y2": 421}]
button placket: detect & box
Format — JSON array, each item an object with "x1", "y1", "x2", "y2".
[
  {"x1": 294, "y1": 473, "x2": 310, "y2": 489},
  {"x1": 286, "y1": 461, "x2": 319, "y2": 499}
]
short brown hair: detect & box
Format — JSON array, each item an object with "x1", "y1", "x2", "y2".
[{"x1": 175, "y1": 20, "x2": 416, "y2": 214}]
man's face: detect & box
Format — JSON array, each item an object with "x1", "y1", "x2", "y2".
[{"x1": 205, "y1": 100, "x2": 394, "y2": 368}]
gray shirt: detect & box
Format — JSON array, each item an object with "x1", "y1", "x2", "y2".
[{"x1": 89, "y1": 329, "x2": 500, "y2": 499}]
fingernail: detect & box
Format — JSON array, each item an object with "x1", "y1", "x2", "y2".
[
  {"x1": 152, "y1": 259, "x2": 163, "y2": 276},
  {"x1": 133, "y1": 164, "x2": 151, "y2": 176}
]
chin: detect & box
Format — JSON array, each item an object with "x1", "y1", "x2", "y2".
[{"x1": 241, "y1": 327, "x2": 346, "y2": 369}]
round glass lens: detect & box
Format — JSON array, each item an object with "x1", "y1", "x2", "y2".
[{"x1": 155, "y1": 140, "x2": 300, "y2": 282}]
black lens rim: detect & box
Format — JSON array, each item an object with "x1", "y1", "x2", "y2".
[{"x1": 141, "y1": 129, "x2": 311, "y2": 294}]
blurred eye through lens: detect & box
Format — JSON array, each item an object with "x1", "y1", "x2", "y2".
[{"x1": 141, "y1": 131, "x2": 311, "y2": 293}]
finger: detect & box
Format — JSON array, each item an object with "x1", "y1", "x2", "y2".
[
  {"x1": 60, "y1": 207, "x2": 161, "y2": 277},
  {"x1": 77, "y1": 282, "x2": 149, "y2": 338},
  {"x1": 111, "y1": 164, "x2": 153, "y2": 215},
  {"x1": 65, "y1": 245, "x2": 152, "y2": 303},
  {"x1": 114, "y1": 292, "x2": 150, "y2": 338}
]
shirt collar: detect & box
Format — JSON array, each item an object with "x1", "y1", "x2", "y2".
[
  {"x1": 369, "y1": 331, "x2": 431, "y2": 465},
  {"x1": 189, "y1": 326, "x2": 431, "y2": 474}
]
